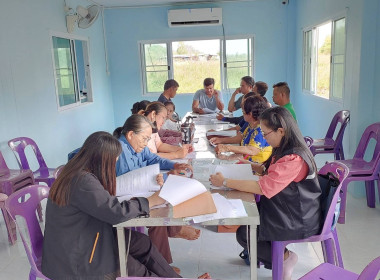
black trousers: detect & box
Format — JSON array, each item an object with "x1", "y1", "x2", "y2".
[
  {"x1": 236, "y1": 225, "x2": 273, "y2": 269},
  {"x1": 125, "y1": 230, "x2": 181, "y2": 278}
]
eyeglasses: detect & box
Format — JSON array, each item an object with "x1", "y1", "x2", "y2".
[
  {"x1": 134, "y1": 132, "x2": 151, "y2": 144},
  {"x1": 262, "y1": 130, "x2": 274, "y2": 137}
]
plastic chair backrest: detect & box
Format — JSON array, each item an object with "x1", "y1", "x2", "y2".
[
  {"x1": 53, "y1": 165, "x2": 65, "y2": 179},
  {"x1": 353, "y1": 122, "x2": 380, "y2": 163},
  {"x1": 318, "y1": 162, "x2": 349, "y2": 236},
  {"x1": 5, "y1": 185, "x2": 50, "y2": 273},
  {"x1": 304, "y1": 136, "x2": 314, "y2": 148},
  {"x1": 0, "y1": 150, "x2": 10, "y2": 171},
  {"x1": 325, "y1": 110, "x2": 350, "y2": 143},
  {"x1": 8, "y1": 137, "x2": 48, "y2": 170},
  {"x1": 358, "y1": 256, "x2": 380, "y2": 280}
]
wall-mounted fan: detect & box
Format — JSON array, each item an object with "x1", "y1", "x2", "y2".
[{"x1": 66, "y1": 5, "x2": 100, "y2": 33}]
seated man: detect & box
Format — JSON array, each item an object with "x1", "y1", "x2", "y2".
[
  {"x1": 227, "y1": 76, "x2": 255, "y2": 112},
  {"x1": 218, "y1": 81, "x2": 269, "y2": 124},
  {"x1": 272, "y1": 81, "x2": 297, "y2": 120},
  {"x1": 192, "y1": 77, "x2": 224, "y2": 114},
  {"x1": 158, "y1": 79, "x2": 179, "y2": 104}
]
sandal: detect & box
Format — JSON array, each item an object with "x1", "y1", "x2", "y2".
[{"x1": 239, "y1": 249, "x2": 250, "y2": 265}]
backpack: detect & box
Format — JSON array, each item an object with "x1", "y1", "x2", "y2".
[{"x1": 318, "y1": 172, "x2": 341, "y2": 230}]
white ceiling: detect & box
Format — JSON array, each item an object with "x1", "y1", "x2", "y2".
[{"x1": 89, "y1": 0, "x2": 251, "y2": 8}]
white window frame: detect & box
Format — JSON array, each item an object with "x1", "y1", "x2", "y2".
[
  {"x1": 50, "y1": 31, "x2": 93, "y2": 111},
  {"x1": 139, "y1": 35, "x2": 254, "y2": 96},
  {"x1": 302, "y1": 15, "x2": 346, "y2": 101}
]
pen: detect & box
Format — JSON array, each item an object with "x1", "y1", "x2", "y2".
[{"x1": 89, "y1": 232, "x2": 99, "y2": 263}]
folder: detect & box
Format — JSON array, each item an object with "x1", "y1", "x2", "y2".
[{"x1": 159, "y1": 175, "x2": 217, "y2": 218}]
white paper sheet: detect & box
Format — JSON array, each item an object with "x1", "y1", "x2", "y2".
[
  {"x1": 201, "y1": 108, "x2": 218, "y2": 114},
  {"x1": 159, "y1": 175, "x2": 207, "y2": 206},
  {"x1": 190, "y1": 193, "x2": 248, "y2": 223},
  {"x1": 206, "y1": 130, "x2": 237, "y2": 137},
  {"x1": 116, "y1": 164, "x2": 160, "y2": 196},
  {"x1": 211, "y1": 164, "x2": 259, "y2": 181}
]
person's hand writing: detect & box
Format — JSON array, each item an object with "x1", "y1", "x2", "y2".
[
  {"x1": 209, "y1": 172, "x2": 225, "y2": 187},
  {"x1": 183, "y1": 144, "x2": 194, "y2": 153},
  {"x1": 173, "y1": 163, "x2": 192, "y2": 172},
  {"x1": 210, "y1": 137, "x2": 223, "y2": 145},
  {"x1": 175, "y1": 147, "x2": 189, "y2": 158},
  {"x1": 216, "y1": 113, "x2": 224, "y2": 120},
  {"x1": 156, "y1": 174, "x2": 164, "y2": 187}
]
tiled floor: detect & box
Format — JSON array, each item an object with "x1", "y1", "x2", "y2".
[{"x1": 0, "y1": 192, "x2": 379, "y2": 279}]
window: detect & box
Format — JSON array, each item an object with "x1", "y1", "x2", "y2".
[
  {"x1": 140, "y1": 37, "x2": 253, "y2": 94},
  {"x1": 303, "y1": 17, "x2": 345, "y2": 100},
  {"x1": 51, "y1": 35, "x2": 92, "y2": 109}
]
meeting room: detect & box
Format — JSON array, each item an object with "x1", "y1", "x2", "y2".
[{"x1": 0, "y1": 0, "x2": 380, "y2": 279}]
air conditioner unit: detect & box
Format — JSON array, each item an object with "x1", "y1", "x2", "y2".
[{"x1": 168, "y1": 8, "x2": 222, "y2": 27}]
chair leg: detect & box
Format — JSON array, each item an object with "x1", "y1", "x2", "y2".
[
  {"x1": 338, "y1": 180, "x2": 349, "y2": 224},
  {"x1": 322, "y1": 238, "x2": 335, "y2": 265},
  {"x1": 365, "y1": 181, "x2": 376, "y2": 208},
  {"x1": 271, "y1": 242, "x2": 285, "y2": 280},
  {"x1": 332, "y1": 229, "x2": 344, "y2": 268},
  {"x1": 1, "y1": 208, "x2": 17, "y2": 244}
]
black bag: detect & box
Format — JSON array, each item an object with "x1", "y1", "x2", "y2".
[{"x1": 318, "y1": 172, "x2": 341, "y2": 230}]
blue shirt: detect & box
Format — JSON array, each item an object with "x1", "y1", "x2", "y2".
[{"x1": 116, "y1": 135, "x2": 175, "y2": 176}]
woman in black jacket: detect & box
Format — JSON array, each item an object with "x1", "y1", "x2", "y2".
[{"x1": 41, "y1": 131, "x2": 179, "y2": 279}]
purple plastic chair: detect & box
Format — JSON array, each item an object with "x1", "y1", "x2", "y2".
[
  {"x1": 308, "y1": 110, "x2": 350, "y2": 160},
  {"x1": 0, "y1": 150, "x2": 41, "y2": 242},
  {"x1": 8, "y1": 137, "x2": 56, "y2": 187},
  {"x1": 270, "y1": 162, "x2": 349, "y2": 280},
  {"x1": 0, "y1": 192, "x2": 17, "y2": 244},
  {"x1": 300, "y1": 256, "x2": 380, "y2": 280},
  {"x1": 335, "y1": 122, "x2": 380, "y2": 224},
  {"x1": 4, "y1": 184, "x2": 50, "y2": 280},
  {"x1": 304, "y1": 136, "x2": 314, "y2": 148}
]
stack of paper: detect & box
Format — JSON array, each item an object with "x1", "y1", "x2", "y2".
[
  {"x1": 206, "y1": 130, "x2": 237, "y2": 137},
  {"x1": 210, "y1": 164, "x2": 259, "y2": 190},
  {"x1": 116, "y1": 164, "x2": 160, "y2": 196},
  {"x1": 159, "y1": 175, "x2": 217, "y2": 218},
  {"x1": 190, "y1": 193, "x2": 248, "y2": 223}
]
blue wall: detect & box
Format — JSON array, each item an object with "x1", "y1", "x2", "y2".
[
  {"x1": 104, "y1": 0, "x2": 295, "y2": 126},
  {"x1": 1, "y1": 0, "x2": 379, "y2": 199},
  {"x1": 0, "y1": 0, "x2": 115, "y2": 170}
]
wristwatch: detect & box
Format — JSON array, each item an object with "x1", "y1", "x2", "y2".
[{"x1": 223, "y1": 178, "x2": 228, "y2": 187}]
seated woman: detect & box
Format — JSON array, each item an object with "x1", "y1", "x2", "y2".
[
  {"x1": 212, "y1": 95, "x2": 272, "y2": 163},
  {"x1": 161, "y1": 101, "x2": 180, "y2": 131},
  {"x1": 41, "y1": 131, "x2": 180, "y2": 279},
  {"x1": 113, "y1": 114, "x2": 201, "y2": 271},
  {"x1": 210, "y1": 107, "x2": 322, "y2": 280},
  {"x1": 140, "y1": 102, "x2": 193, "y2": 160},
  {"x1": 159, "y1": 101, "x2": 183, "y2": 146},
  {"x1": 131, "y1": 100, "x2": 151, "y2": 114}
]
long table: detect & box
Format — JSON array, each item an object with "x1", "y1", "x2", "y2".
[{"x1": 114, "y1": 113, "x2": 260, "y2": 280}]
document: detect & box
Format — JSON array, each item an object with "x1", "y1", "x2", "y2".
[
  {"x1": 159, "y1": 175, "x2": 217, "y2": 218},
  {"x1": 116, "y1": 164, "x2": 160, "y2": 196},
  {"x1": 201, "y1": 108, "x2": 218, "y2": 114},
  {"x1": 211, "y1": 164, "x2": 259, "y2": 181},
  {"x1": 206, "y1": 130, "x2": 237, "y2": 137},
  {"x1": 190, "y1": 193, "x2": 248, "y2": 223}
]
